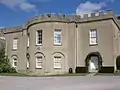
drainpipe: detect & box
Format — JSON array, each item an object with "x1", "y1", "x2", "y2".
[{"x1": 75, "y1": 23, "x2": 78, "y2": 72}]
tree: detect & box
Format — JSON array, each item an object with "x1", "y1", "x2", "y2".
[{"x1": 0, "y1": 47, "x2": 16, "y2": 73}]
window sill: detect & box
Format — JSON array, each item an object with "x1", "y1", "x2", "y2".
[
  {"x1": 36, "y1": 67, "x2": 42, "y2": 69},
  {"x1": 54, "y1": 68, "x2": 61, "y2": 69},
  {"x1": 89, "y1": 44, "x2": 98, "y2": 46},
  {"x1": 36, "y1": 44, "x2": 42, "y2": 46},
  {"x1": 54, "y1": 44, "x2": 62, "y2": 46},
  {"x1": 12, "y1": 49, "x2": 17, "y2": 51}
]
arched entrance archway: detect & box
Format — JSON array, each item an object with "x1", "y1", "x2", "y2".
[{"x1": 85, "y1": 52, "x2": 102, "y2": 73}]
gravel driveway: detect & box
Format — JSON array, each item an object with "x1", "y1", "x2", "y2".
[{"x1": 0, "y1": 76, "x2": 120, "y2": 90}]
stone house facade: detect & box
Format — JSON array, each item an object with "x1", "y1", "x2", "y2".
[{"x1": 0, "y1": 10, "x2": 120, "y2": 75}]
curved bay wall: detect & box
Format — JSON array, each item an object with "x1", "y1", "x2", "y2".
[{"x1": 27, "y1": 22, "x2": 76, "y2": 75}]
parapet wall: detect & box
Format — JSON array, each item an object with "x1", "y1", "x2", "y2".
[
  {"x1": 0, "y1": 26, "x2": 23, "y2": 34},
  {"x1": 26, "y1": 10, "x2": 115, "y2": 26},
  {"x1": 0, "y1": 10, "x2": 116, "y2": 33}
]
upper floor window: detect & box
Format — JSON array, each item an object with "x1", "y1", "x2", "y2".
[
  {"x1": 89, "y1": 29, "x2": 97, "y2": 45},
  {"x1": 54, "y1": 56, "x2": 61, "y2": 69},
  {"x1": 12, "y1": 58, "x2": 17, "y2": 68},
  {"x1": 36, "y1": 30, "x2": 42, "y2": 45},
  {"x1": 36, "y1": 56, "x2": 42, "y2": 69},
  {"x1": 54, "y1": 29, "x2": 62, "y2": 45},
  {"x1": 13, "y1": 38, "x2": 18, "y2": 50}
]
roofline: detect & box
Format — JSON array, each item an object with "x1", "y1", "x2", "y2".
[
  {"x1": 26, "y1": 17, "x2": 118, "y2": 30},
  {"x1": 4, "y1": 30, "x2": 23, "y2": 34},
  {"x1": 3, "y1": 16, "x2": 120, "y2": 34},
  {"x1": 112, "y1": 18, "x2": 120, "y2": 31}
]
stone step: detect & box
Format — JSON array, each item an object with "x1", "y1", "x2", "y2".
[{"x1": 86, "y1": 73, "x2": 97, "y2": 76}]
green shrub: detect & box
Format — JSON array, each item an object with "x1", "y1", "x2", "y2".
[
  {"x1": 9, "y1": 68, "x2": 17, "y2": 73},
  {"x1": 0, "y1": 68, "x2": 3, "y2": 73},
  {"x1": 0, "y1": 48, "x2": 16, "y2": 73}
]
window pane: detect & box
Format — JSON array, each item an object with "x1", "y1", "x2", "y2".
[
  {"x1": 89, "y1": 29, "x2": 97, "y2": 45},
  {"x1": 54, "y1": 29, "x2": 62, "y2": 45},
  {"x1": 37, "y1": 62, "x2": 42, "y2": 68},
  {"x1": 92, "y1": 31, "x2": 96, "y2": 37},
  {"x1": 54, "y1": 56, "x2": 61, "y2": 69},
  {"x1": 36, "y1": 30, "x2": 42, "y2": 45},
  {"x1": 12, "y1": 58, "x2": 17, "y2": 67},
  {"x1": 54, "y1": 63, "x2": 61, "y2": 68},
  {"x1": 36, "y1": 56, "x2": 42, "y2": 68},
  {"x1": 90, "y1": 38, "x2": 97, "y2": 45},
  {"x1": 13, "y1": 39, "x2": 18, "y2": 49},
  {"x1": 90, "y1": 30, "x2": 97, "y2": 38}
]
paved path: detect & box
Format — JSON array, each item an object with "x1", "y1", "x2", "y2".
[{"x1": 0, "y1": 76, "x2": 120, "y2": 90}]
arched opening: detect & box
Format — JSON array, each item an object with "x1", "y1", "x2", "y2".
[
  {"x1": 116, "y1": 55, "x2": 120, "y2": 70},
  {"x1": 85, "y1": 52, "x2": 102, "y2": 73},
  {"x1": 11, "y1": 55, "x2": 18, "y2": 68},
  {"x1": 35, "y1": 52, "x2": 45, "y2": 69},
  {"x1": 52, "y1": 52, "x2": 65, "y2": 74}
]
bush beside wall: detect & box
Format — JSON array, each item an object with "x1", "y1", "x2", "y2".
[{"x1": 0, "y1": 48, "x2": 16, "y2": 73}]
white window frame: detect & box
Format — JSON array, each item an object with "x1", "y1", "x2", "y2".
[
  {"x1": 13, "y1": 38, "x2": 18, "y2": 50},
  {"x1": 89, "y1": 29, "x2": 97, "y2": 45},
  {"x1": 12, "y1": 58, "x2": 17, "y2": 68},
  {"x1": 36, "y1": 56, "x2": 42, "y2": 69},
  {"x1": 54, "y1": 29, "x2": 62, "y2": 45},
  {"x1": 36, "y1": 30, "x2": 42, "y2": 45},
  {"x1": 54, "y1": 56, "x2": 61, "y2": 69}
]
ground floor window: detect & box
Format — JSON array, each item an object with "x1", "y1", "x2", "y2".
[
  {"x1": 12, "y1": 58, "x2": 17, "y2": 68},
  {"x1": 54, "y1": 56, "x2": 61, "y2": 69},
  {"x1": 36, "y1": 56, "x2": 42, "y2": 69}
]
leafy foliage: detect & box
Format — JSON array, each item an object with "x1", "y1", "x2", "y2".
[{"x1": 0, "y1": 48, "x2": 16, "y2": 73}]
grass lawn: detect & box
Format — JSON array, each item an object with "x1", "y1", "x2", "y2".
[
  {"x1": 0, "y1": 73, "x2": 87, "y2": 77},
  {"x1": 1, "y1": 73, "x2": 120, "y2": 77},
  {"x1": 46, "y1": 73, "x2": 87, "y2": 77},
  {"x1": 0, "y1": 73, "x2": 28, "y2": 77},
  {"x1": 114, "y1": 72, "x2": 120, "y2": 76}
]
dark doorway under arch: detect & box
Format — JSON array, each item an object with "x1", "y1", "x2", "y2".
[
  {"x1": 116, "y1": 55, "x2": 120, "y2": 70},
  {"x1": 85, "y1": 52, "x2": 102, "y2": 73}
]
